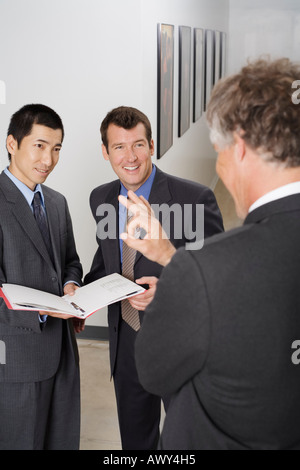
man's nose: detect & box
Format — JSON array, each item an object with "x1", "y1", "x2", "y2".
[
  {"x1": 125, "y1": 148, "x2": 137, "y2": 162},
  {"x1": 40, "y1": 149, "x2": 53, "y2": 166}
]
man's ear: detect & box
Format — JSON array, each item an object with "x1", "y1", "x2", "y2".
[
  {"x1": 6, "y1": 134, "x2": 17, "y2": 158},
  {"x1": 102, "y1": 143, "x2": 110, "y2": 161},
  {"x1": 233, "y1": 132, "x2": 246, "y2": 162},
  {"x1": 150, "y1": 139, "x2": 155, "y2": 157}
]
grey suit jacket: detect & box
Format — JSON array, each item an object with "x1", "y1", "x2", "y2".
[
  {"x1": 85, "y1": 166, "x2": 224, "y2": 375},
  {"x1": 136, "y1": 194, "x2": 300, "y2": 449},
  {"x1": 0, "y1": 171, "x2": 82, "y2": 383}
]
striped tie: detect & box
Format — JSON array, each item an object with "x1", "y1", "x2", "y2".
[
  {"x1": 121, "y1": 217, "x2": 140, "y2": 331},
  {"x1": 32, "y1": 191, "x2": 54, "y2": 263}
]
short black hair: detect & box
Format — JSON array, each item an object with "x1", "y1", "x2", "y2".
[{"x1": 7, "y1": 104, "x2": 64, "y2": 161}]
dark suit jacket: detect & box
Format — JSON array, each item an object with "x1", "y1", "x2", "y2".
[
  {"x1": 0, "y1": 172, "x2": 82, "y2": 383},
  {"x1": 85, "y1": 166, "x2": 224, "y2": 375},
  {"x1": 135, "y1": 194, "x2": 300, "y2": 449}
]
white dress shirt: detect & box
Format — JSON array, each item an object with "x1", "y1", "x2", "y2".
[{"x1": 249, "y1": 182, "x2": 300, "y2": 213}]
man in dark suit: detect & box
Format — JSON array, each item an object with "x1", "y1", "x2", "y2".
[
  {"x1": 121, "y1": 58, "x2": 300, "y2": 449},
  {"x1": 0, "y1": 104, "x2": 83, "y2": 449},
  {"x1": 84, "y1": 106, "x2": 224, "y2": 450}
]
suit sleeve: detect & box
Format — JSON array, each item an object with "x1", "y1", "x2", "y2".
[
  {"x1": 170, "y1": 183, "x2": 224, "y2": 253},
  {"x1": 135, "y1": 248, "x2": 210, "y2": 397},
  {"x1": 84, "y1": 189, "x2": 107, "y2": 285},
  {"x1": 84, "y1": 244, "x2": 106, "y2": 285},
  {"x1": 202, "y1": 186, "x2": 224, "y2": 238},
  {"x1": 62, "y1": 199, "x2": 83, "y2": 286}
]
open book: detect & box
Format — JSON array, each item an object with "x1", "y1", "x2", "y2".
[{"x1": 0, "y1": 273, "x2": 145, "y2": 319}]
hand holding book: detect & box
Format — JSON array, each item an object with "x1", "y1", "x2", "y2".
[{"x1": 0, "y1": 274, "x2": 145, "y2": 319}]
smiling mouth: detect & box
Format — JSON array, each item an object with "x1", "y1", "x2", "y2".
[
  {"x1": 123, "y1": 166, "x2": 139, "y2": 171},
  {"x1": 35, "y1": 168, "x2": 50, "y2": 175}
]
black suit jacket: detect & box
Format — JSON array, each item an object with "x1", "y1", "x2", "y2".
[
  {"x1": 135, "y1": 194, "x2": 300, "y2": 449},
  {"x1": 0, "y1": 172, "x2": 82, "y2": 383},
  {"x1": 85, "y1": 167, "x2": 224, "y2": 375}
]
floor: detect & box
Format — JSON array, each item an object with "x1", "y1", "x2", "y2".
[
  {"x1": 78, "y1": 339, "x2": 121, "y2": 450},
  {"x1": 78, "y1": 178, "x2": 242, "y2": 450}
]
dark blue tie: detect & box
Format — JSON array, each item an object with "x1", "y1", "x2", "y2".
[{"x1": 32, "y1": 192, "x2": 54, "y2": 263}]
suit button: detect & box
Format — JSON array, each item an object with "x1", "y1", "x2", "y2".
[{"x1": 51, "y1": 277, "x2": 57, "y2": 282}]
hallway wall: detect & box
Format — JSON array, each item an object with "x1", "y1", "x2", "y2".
[{"x1": 0, "y1": 0, "x2": 229, "y2": 330}]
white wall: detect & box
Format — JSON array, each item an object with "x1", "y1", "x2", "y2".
[
  {"x1": 140, "y1": 0, "x2": 229, "y2": 185},
  {"x1": 228, "y1": 0, "x2": 300, "y2": 74},
  {"x1": 0, "y1": 0, "x2": 229, "y2": 327}
]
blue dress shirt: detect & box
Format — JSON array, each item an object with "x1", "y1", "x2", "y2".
[
  {"x1": 119, "y1": 164, "x2": 156, "y2": 263},
  {"x1": 3, "y1": 167, "x2": 77, "y2": 322},
  {"x1": 4, "y1": 167, "x2": 46, "y2": 210},
  {"x1": 4, "y1": 168, "x2": 49, "y2": 321}
]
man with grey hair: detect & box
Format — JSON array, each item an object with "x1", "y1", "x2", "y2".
[{"x1": 120, "y1": 58, "x2": 300, "y2": 449}]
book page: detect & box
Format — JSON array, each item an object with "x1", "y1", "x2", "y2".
[
  {"x1": 63, "y1": 273, "x2": 145, "y2": 315},
  {"x1": 1, "y1": 274, "x2": 145, "y2": 319},
  {"x1": 1, "y1": 284, "x2": 75, "y2": 314}
]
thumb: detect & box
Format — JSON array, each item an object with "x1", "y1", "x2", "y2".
[{"x1": 135, "y1": 276, "x2": 158, "y2": 286}]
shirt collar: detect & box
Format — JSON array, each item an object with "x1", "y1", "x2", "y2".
[
  {"x1": 120, "y1": 164, "x2": 156, "y2": 200},
  {"x1": 249, "y1": 181, "x2": 300, "y2": 213},
  {"x1": 4, "y1": 167, "x2": 45, "y2": 207}
]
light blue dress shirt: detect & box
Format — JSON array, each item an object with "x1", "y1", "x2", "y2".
[
  {"x1": 119, "y1": 164, "x2": 156, "y2": 263},
  {"x1": 4, "y1": 167, "x2": 78, "y2": 322},
  {"x1": 4, "y1": 167, "x2": 48, "y2": 321},
  {"x1": 4, "y1": 167, "x2": 46, "y2": 210}
]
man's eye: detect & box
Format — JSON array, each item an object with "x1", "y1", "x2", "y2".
[{"x1": 35, "y1": 144, "x2": 43, "y2": 148}]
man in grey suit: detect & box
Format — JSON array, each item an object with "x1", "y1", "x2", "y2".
[
  {"x1": 84, "y1": 106, "x2": 224, "y2": 449},
  {"x1": 0, "y1": 104, "x2": 83, "y2": 449},
  {"x1": 121, "y1": 58, "x2": 300, "y2": 449}
]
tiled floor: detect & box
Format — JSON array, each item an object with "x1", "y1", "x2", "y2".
[{"x1": 78, "y1": 178, "x2": 242, "y2": 450}]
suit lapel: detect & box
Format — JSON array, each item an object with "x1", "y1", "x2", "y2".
[
  {"x1": 102, "y1": 181, "x2": 121, "y2": 274},
  {"x1": 0, "y1": 172, "x2": 55, "y2": 269},
  {"x1": 99, "y1": 169, "x2": 172, "y2": 270},
  {"x1": 14, "y1": 202, "x2": 54, "y2": 267},
  {"x1": 148, "y1": 167, "x2": 172, "y2": 206},
  {"x1": 42, "y1": 188, "x2": 62, "y2": 274}
]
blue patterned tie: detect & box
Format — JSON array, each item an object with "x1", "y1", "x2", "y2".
[{"x1": 32, "y1": 192, "x2": 54, "y2": 263}]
